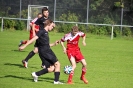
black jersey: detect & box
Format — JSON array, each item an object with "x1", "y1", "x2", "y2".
[
  {"x1": 36, "y1": 29, "x2": 58, "y2": 67},
  {"x1": 36, "y1": 29, "x2": 50, "y2": 49},
  {"x1": 35, "y1": 16, "x2": 49, "y2": 30}
]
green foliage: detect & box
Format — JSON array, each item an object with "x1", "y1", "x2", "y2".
[
  {"x1": 57, "y1": 11, "x2": 80, "y2": 33},
  {"x1": 113, "y1": 26, "x2": 132, "y2": 37},
  {"x1": 114, "y1": 2, "x2": 121, "y2": 7},
  {"x1": 4, "y1": 19, "x2": 16, "y2": 30},
  {"x1": 30, "y1": 8, "x2": 41, "y2": 19},
  {"x1": 90, "y1": 0, "x2": 104, "y2": 10},
  {"x1": 88, "y1": 25, "x2": 107, "y2": 35},
  {"x1": 0, "y1": 0, "x2": 132, "y2": 37},
  {"x1": 57, "y1": 23, "x2": 75, "y2": 33},
  {"x1": 90, "y1": 14, "x2": 114, "y2": 24},
  {"x1": 17, "y1": 9, "x2": 28, "y2": 18},
  {"x1": 59, "y1": 11, "x2": 79, "y2": 22},
  {"x1": 78, "y1": 24, "x2": 87, "y2": 33},
  {"x1": 114, "y1": 1, "x2": 124, "y2": 8},
  {"x1": 122, "y1": 27, "x2": 132, "y2": 36},
  {"x1": 113, "y1": 26, "x2": 121, "y2": 37},
  {"x1": 3, "y1": 19, "x2": 26, "y2": 30},
  {"x1": 15, "y1": 20, "x2": 26, "y2": 30}
]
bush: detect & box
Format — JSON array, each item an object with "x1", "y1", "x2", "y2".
[
  {"x1": 122, "y1": 27, "x2": 132, "y2": 37},
  {"x1": 57, "y1": 11, "x2": 80, "y2": 33},
  {"x1": 14, "y1": 20, "x2": 26, "y2": 30},
  {"x1": 4, "y1": 19, "x2": 16, "y2": 30}
]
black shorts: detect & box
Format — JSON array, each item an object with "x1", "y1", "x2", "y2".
[
  {"x1": 42, "y1": 60, "x2": 51, "y2": 68},
  {"x1": 38, "y1": 47, "x2": 58, "y2": 68}
]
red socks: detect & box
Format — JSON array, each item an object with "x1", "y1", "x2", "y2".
[
  {"x1": 22, "y1": 40, "x2": 27, "y2": 44},
  {"x1": 67, "y1": 71, "x2": 74, "y2": 83},
  {"x1": 81, "y1": 67, "x2": 87, "y2": 78}
]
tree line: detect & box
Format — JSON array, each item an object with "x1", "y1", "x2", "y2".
[{"x1": 0, "y1": 0, "x2": 133, "y2": 37}]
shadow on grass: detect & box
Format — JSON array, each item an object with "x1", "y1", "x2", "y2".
[
  {"x1": 2, "y1": 75, "x2": 65, "y2": 83},
  {"x1": 3, "y1": 75, "x2": 32, "y2": 81},
  {"x1": 11, "y1": 50, "x2": 27, "y2": 52},
  {"x1": 4, "y1": 63, "x2": 24, "y2": 68},
  {"x1": 4, "y1": 63, "x2": 39, "y2": 69}
]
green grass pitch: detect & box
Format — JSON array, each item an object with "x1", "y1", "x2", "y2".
[{"x1": 0, "y1": 30, "x2": 133, "y2": 88}]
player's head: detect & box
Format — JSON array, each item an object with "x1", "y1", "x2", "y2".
[
  {"x1": 71, "y1": 26, "x2": 79, "y2": 36},
  {"x1": 37, "y1": 13, "x2": 42, "y2": 18},
  {"x1": 42, "y1": 7, "x2": 49, "y2": 18},
  {"x1": 44, "y1": 19, "x2": 55, "y2": 31}
]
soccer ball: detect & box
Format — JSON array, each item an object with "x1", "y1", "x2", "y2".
[{"x1": 64, "y1": 65, "x2": 72, "y2": 75}]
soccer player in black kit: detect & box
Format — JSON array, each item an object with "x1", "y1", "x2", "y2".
[
  {"x1": 21, "y1": 7, "x2": 53, "y2": 68},
  {"x1": 19, "y1": 19, "x2": 63, "y2": 84}
]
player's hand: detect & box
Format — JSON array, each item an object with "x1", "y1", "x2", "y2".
[
  {"x1": 19, "y1": 46, "x2": 26, "y2": 51},
  {"x1": 55, "y1": 40, "x2": 60, "y2": 46},
  {"x1": 82, "y1": 41, "x2": 86, "y2": 46}
]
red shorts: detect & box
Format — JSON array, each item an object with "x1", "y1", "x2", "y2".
[{"x1": 66, "y1": 48, "x2": 84, "y2": 63}]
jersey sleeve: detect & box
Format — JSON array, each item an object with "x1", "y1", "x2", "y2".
[
  {"x1": 31, "y1": 17, "x2": 38, "y2": 23},
  {"x1": 34, "y1": 17, "x2": 42, "y2": 25},
  {"x1": 61, "y1": 33, "x2": 71, "y2": 42},
  {"x1": 79, "y1": 31, "x2": 85, "y2": 37},
  {"x1": 61, "y1": 36, "x2": 65, "y2": 42}
]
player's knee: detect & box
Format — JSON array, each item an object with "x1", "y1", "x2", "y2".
[
  {"x1": 81, "y1": 59, "x2": 87, "y2": 67},
  {"x1": 33, "y1": 49, "x2": 38, "y2": 53},
  {"x1": 48, "y1": 66, "x2": 55, "y2": 72},
  {"x1": 54, "y1": 61, "x2": 60, "y2": 68},
  {"x1": 83, "y1": 62, "x2": 87, "y2": 67}
]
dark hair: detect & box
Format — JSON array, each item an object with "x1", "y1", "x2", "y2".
[
  {"x1": 42, "y1": 7, "x2": 48, "y2": 14},
  {"x1": 44, "y1": 19, "x2": 53, "y2": 27}
]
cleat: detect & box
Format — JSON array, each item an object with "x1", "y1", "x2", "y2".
[
  {"x1": 18, "y1": 40, "x2": 23, "y2": 47},
  {"x1": 80, "y1": 77, "x2": 88, "y2": 84},
  {"x1": 22, "y1": 60, "x2": 28, "y2": 68},
  {"x1": 31, "y1": 72, "x2": 38, "y2": 82},
  {"x1": 54, "y1": 81, "x2": 64, "y2": 84},
  {"x1": 67, "y1": 81, "x2": 74, "y2": 84}
]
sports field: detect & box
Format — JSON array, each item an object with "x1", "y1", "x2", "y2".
[{"x1": 0, "y1": 30, "x2": 133, "y2": 88}]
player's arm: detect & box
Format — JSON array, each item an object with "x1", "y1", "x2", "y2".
[
  {"x1": 60, "y1": 41, "x2": 67, "y2": 54},
  {"x1": 50, "y1": 40, "x2": 60, "y2": 47},
  {"x1": 32, "y1": 24, "x2": 36, "y2": 37},
  {"x1": 19, "y1": 36, "x2": 38, "y2": 51},
  {"x1": 82, "y1": 34, "x2": 86, "y2": 46}
]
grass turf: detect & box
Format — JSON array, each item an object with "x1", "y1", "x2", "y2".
[{"x1": 0, "y1": 30, "x2": 133, "y2": 88}]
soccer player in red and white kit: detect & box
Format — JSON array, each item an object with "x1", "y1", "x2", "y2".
[
  {"x1": 18, "y1": 13, "x2": 42, "y2": 47},
  {"x1": 60, "y1": 26, "x2": 88, "y2": 84}
]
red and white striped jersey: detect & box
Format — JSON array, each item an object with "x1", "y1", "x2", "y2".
[
  {"x1": 31, "y1": 17, "x2": 38, "y2": 24},
  {"x1": 29, "y1": 17, "x2": 39, "y2": 31},
  {"x1": 61, "y1": 31, "x2": 85, "y2": 49}
]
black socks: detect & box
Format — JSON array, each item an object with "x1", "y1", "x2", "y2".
[
  {"x1": 54, "y1": 72, "x2": 60, "y2": 82},
  {"x1": 25, "y1": 51, "x2": 35, "y2": 62},
  {"x1": 36, "y1": 68, "x2": 48, "y2": 76}
]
